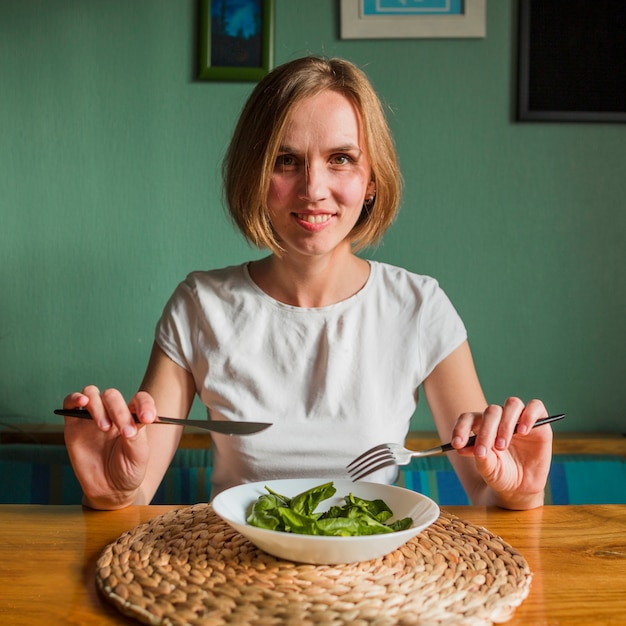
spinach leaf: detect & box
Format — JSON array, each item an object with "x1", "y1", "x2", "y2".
[
  {"x1": 246, "y1": 493, "x2": 285, "y2": 530},
  {"x1": 387, "y1": 517, "x2": 413, "y2": 531},
  {"x1": 264, "y1": 486, "x2": 291, "y2": 507},
  {"x1": 317, "y1": 514, "x2": 394, "y2": 536},
  {"x1": 341, "y1": 494, "x2": 394, "y2": 523},
  {"x1": 290, "y1": 481, "x2": 336, "y2": 516}
]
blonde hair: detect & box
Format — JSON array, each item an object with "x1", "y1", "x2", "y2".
[{"x1": 223, "y1": 56, "x2": 402, "y2": 254}]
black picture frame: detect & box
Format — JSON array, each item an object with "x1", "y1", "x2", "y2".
[
  {"x1": 198, "y1": 0, "x2": 274, "y2": 82},
  {"x1": 517, "y1": 0, "x2": 626, "y2": 123}
]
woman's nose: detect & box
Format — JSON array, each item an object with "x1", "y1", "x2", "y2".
[{"x1": 299, "y1": 161, "x2": 328, "y2": 202}]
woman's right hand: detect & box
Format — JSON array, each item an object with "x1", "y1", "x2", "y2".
[{"x1": 63, "y1": 386, "x2": 158, "y2": 509}]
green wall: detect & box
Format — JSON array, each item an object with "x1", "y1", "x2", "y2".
[{"x1": 1, "y1": 1, "x2": 624, "y2": 432}]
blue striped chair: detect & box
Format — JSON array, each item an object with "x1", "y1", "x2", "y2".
[
  {"x1": 2, "y1": 444, "x2": 626, "y2": 506},
  {"x1": 397, "y1": 454, "x2": 626, "y2": 505}
]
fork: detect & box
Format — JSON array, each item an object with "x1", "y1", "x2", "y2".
[{"x1": 346, "y1": 413, "x2": 565, "y2": 481}]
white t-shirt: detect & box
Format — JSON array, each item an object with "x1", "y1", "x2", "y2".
[{"x1": 155, "y1": 261, "x2": 467, "y2": 498}]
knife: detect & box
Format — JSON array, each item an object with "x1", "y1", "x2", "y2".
[{"x1": 54, "y1": 408, "x2": 271, "y2": 435}]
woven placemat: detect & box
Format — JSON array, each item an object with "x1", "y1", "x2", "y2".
[{"x1": 96, "y1": 503, "x2": 531, "y2": 626}]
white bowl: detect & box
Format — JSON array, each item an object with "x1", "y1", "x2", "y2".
[{"x1": 212, "y1": 478, "x2": 440, "y2": 564}]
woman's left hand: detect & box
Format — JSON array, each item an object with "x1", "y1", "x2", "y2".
[{"x1": 450, "y1": 397, "x2": 552, "y2": 508}]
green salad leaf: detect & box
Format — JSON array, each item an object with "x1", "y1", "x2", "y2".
[{"x1": 246, "y1": 482, "x2": 413, "y2": 536}]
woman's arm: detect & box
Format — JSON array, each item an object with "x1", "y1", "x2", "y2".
[
  {"x1": 133, "y1": 342, "x2": 197, "y2": 502},
  {"x1": 422, "y1": 340, "x2": 551, "y2": 510}
]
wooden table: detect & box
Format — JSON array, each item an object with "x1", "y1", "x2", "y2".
[{"x1": 1, "y1": 504, "x2": 624, "y2": 625}]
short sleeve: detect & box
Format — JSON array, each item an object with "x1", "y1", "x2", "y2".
[
  {"x1": 417, "y1": 278, "x2": 467, "y2": 379},
  {"x1": 154, "y1": 278, "x2": 198, "y2": 373}
]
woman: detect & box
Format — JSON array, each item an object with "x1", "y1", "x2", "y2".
[{"x1": 63, "y1": 56, "x2": 552, "y2": 510}]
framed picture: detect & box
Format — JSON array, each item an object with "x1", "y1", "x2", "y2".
[
  {"x1": 340, "y1": 0, "x2": 486, "y2": 39},
  {"x1": 517, "y1": 0, "x2": 626, "y2": 123},
  {"x1": 198, "y1": 0, "x2": 274, "y2": 81}
]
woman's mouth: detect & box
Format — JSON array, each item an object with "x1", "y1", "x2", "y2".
[{"x1": 295, "y1": 213, "x2": 333, "y2": 224}]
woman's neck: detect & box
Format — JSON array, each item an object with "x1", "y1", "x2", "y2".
[{"x1": 248, "y1": 249, "x2": 370, "y2": 308}]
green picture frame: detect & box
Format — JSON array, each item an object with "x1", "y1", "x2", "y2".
[{"x1": 198, "y1": 0, "x2": 274, "y2": 82}]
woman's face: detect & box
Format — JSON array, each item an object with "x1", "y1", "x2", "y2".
[{"x1": 267, "y1": 90, "x2": 375, "y2": 260}]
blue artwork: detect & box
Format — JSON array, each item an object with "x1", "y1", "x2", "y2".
[
  {"x1": 210, "y1": 0, "x2": 262, "y2": 68},
  {"x1": 362, "y1": 0, "x2": 463, "y2": 15}
]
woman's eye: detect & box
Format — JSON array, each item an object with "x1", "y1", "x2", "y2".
[
  {"x1": 275, "y1": 154, "x2": 297, "y2": 168},
  {"x1": 332, "y1": 154, "x2": 352, "y2": 166}
]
